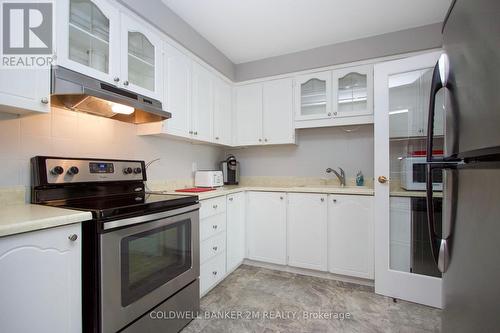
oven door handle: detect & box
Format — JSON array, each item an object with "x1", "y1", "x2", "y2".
[{"x1": 103, "y1": 203, "x2": 200, "y2": 230}]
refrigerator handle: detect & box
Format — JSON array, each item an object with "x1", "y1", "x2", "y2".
[
  {"x1": 426, "y1": 59, "x2": 445, "y2": 163},
  {"x1": 425, "y1": 164, "x2": 441, "y2": 267}
]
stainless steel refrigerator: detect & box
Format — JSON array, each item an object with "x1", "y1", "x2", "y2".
[{"x1": 425, "y1": 0, "x2": 500, "y2": 331}]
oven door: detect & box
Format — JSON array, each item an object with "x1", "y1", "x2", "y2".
[{"x1": 100, "y1": 205, "x2": 199, "y2": 333}]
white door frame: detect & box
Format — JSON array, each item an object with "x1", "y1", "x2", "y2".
[{"x1": 374, "y1": 51, "x2": 443, "y2": 308}]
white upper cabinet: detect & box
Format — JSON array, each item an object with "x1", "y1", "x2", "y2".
[
  {"x1": 0, "y1": 68, "x2": 50, "y2": 114},
  {"x1": 234, "y1": 83, "x2": 263, "y2": 146},
  {"x1": 213, "y1": 77, "x2": 233, "y2": 145},
  {"x1": 56, "y1": 0, "x2": 120, "y2": 84},
  {"x1": 191, "y1": 62, "x2": 214, "y2": 142},
  {"x1": 234, "y1": 79, "x2": 295, "y2": 146},
  {"x1": 246, "y1": 192, "x2": 287, "y2": 265},
  {"x1": 295, "y1": 72, "x2": 332, "y2": 121},
  {"x1": 287, "y1": 193, "x2": 328, "y2": 271},
  {"x1": 295, "y1": 65, "x2": 374, "y2": 129},
  {"x1": 162, "y1": 44, "x2": 191, "y2": 138},
  {"x1": 262, "y1": 78, "x2": 295, "y2": 145},
  {"x1": 332, "y1": 65, "x2": 373, "y2": 118},
  {"x1": 328, "y1": 194, "x2": 374, "y2": 279},
  {"x1": 120, "y1": 13, "x2": 163, "y2": 100}
]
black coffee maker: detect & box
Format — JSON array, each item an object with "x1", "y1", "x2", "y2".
[{"x1": 220, "y1": 155, "x2": 240, "y2": 185}]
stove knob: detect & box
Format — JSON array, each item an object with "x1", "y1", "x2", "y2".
[
  {"x1": 123, "y1": 167, "x2": 133, "y2": 175},
  {"x1": 67, "y1": 166, "x2": 79, "y2": 176},
  {"x1": 133, "y1": 167, "x2": 142, "y2": 174},
  {"x1": 50, "y1": 166, "x2": 64, "y2": 176}
]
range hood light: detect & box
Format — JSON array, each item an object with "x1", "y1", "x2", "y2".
[{"x1": 111, "y1": 103, "x2": 135, "y2": 115}]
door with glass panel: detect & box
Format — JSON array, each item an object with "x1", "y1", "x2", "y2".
[
  {"x1": 374, "y1": 51, "x2": 444, "y2": 308},
  {"x1": 332, "y1": 65, "x2": 373, "y2": 118},
  {"x1": 56, "y1": 0, "x2": 119, "y2": 84},
  {"x1": 120, "y1": 13, "x2": 163, "y2": 100},
  {"x1": 295, "y1": 72, "x2": 332, "y2": 121}
]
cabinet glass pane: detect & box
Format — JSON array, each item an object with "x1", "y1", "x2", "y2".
[
  {"x1": 128, "y1": 32, "x2": 155, "y2": 91},
  {"x1": 300, "y1": 78, "x2": 326, "y2": 116},
  {"x1": 69, "y1": 0, "x2": 109, "y2": 73},
  {"x1": 388, "y1": 68, "x2": 444, "y2": 278},
  {"x1": 337, "y1": 72, "x2": 367, "y2": 113}
]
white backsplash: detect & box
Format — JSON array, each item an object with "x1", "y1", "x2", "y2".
[{"x1": 0, "y1": 108, "x2": 224, "y2": 200}]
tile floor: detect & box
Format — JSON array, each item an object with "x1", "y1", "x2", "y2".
[{"x1": 182, "y1": 265, "x2": 441, "y2": 333}]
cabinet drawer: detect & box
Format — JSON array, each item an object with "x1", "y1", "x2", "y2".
[
  {"x1": 200, "y1": 213, "x2": 226, "y2": 241},
  {"x1": 200, "y1": 252, "x2": 226, "y2": 295},
  {"x1": 200, "y1": 232, "x2": 226, "y2": 264},
  {"x1": 200, "y1": 196, "x2": 226, "y2": 219}
]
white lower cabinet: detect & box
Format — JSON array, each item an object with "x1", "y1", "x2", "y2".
[
  {"x1": 199, "y1": 197, "x2": 227, "y2": 296},
  {"x1": 246, "y1": 192, "x2": 287, "y2": 265},
  {"x1": 328, "y1": 195, "x2": 374, "y2": 279},
  {"x1": 200, "y1": 251, "x2": 226, "y2": 295},
  {"x1": 0, "y1": 223, "x2": 82, "y2": 333},
  {"x1": 226, "y1": 192, "x2": 246, "y2": 272},
  {"x1": 287, "y1": 193, "x2": 328, "y2": 271}
]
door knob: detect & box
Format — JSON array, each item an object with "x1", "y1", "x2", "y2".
[{"x1": 378, "y1": 176, "x2": 388, "y2": 184}]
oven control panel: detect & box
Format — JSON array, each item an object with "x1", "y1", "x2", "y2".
[{"x1": 45, "y1": 158, "x2": 145, "y2": 183}]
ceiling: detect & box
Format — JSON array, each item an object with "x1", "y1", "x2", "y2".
[{"x1": 162, "y1": 0, "x2": 451, "y2": 64}]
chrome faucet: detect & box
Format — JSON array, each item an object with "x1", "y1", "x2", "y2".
[{"x1": 326, "y1": 167, "x2": 346, "y2": 187}]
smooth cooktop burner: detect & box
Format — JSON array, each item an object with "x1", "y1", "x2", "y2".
[{"x1": 47, "y1": 193, "x2": 198, "y2": 220}]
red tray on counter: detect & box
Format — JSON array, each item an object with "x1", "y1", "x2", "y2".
[{"x1": 175, "y1": 187, "x2": 216, "y2": 193}]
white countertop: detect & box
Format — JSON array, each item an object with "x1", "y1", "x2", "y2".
[
  {"x1": 0, "y1": 204, "x2": 92, "y2": 238},
  {"x1": 162, "y1": 185, "x2": 375, "y2": 200}
]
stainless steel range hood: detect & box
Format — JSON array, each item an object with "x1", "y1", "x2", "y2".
[{"x1": 50, "y1": 66, "x2": 171, "y2": 124}]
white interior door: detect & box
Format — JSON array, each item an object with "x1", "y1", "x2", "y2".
[{"x1": 374, "y1": 51, "x2": 443, "y2": 308}]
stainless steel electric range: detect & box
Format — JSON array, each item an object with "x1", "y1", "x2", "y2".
[{"x1": 31, "y1": 156, "x2": 200, "y2": 333}]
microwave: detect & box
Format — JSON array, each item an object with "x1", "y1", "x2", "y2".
[
  {"x1": 400, "y1": 156, "x2": 443, "y2": 191},
  {"x1": 194, "y1": 170, "x2": 224, "y2": 187}
]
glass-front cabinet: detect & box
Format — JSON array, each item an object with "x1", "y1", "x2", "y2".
[
  {"x1": 56, "y1": 0, "x2": 119, "y2": 83},
  {"x1": 120, "y1": 13, "x2": 163, "y2": 100},
  {"x1": 295, "y1": 65, "x2": 373, "y2": 125},
  {"x1": 295, "y1": 72, "x2": 332, "y2": 121},
  {"x1": 332, "y1": 65, "x2": 373, "y2": 118},
  {"x1": 57, "y1": 0, "x2": 163, "y2": 99}
]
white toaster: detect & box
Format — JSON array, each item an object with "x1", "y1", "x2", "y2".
[{"x1": 194, "y1": 171, "x2": 224, "y2": 187}]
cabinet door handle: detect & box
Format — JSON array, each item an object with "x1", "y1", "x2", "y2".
[
  {"x1": 280, "y1": 196, "x2": 284, "y2": 200},
  {"x1": 264, "y1": 138, "x2": 268, "y2": 142},
  {"x1": 189, "y1": 131, "x2": 193, "y2": 134},
  {"x1": 213, "y1": 246, "x2": 218, "y2": 251},
  {"x1": 123, "y1": 80, "x2": 129, "y2": 86},
  {"x1": 213, "y1": 204, "x2": 218, "y2": 209},
  {"x1": 40, "y1": 97, "x2": 49, "y2": 104},
  {"x1": 194, "y1": 131, "x2": 198, "y2": 135},
  {"x1": 258, "y1": 138, "x2": 262, "y2": 142},
  {"x1": 212, "y1": 225, "x2": 218, "y2": 229},
  {"x1": 68, "y1": 234, "x2": 78, "y2": 241},
  {"x1": 212, "y1": 271, "x2": 218, "y2": 276},
  {"x1": 215, "y1": 136, "x2": 219, "y2": 140},
  {"x1": 332, "y1": 199, "x2": 337, "y2": 203},
  {"x1": 378, "y1": 176, "x2": 388, "y2": 184},
  {"x1": 113, "y1": 77, "x2": 120, "y2": 82},
  {"x1": 328, "y1": 112, "x2": 332, "y2": 116},
  {"x1": 321, "y1": 197, "x2": 325, "y2": 202},
  {"x1": 333, "y1": 112, "x2": 338, "y2": 116}
]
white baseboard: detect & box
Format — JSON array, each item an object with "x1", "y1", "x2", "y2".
[{"x1": 242, "y1": 259, "x2": 374, "y2": 287}]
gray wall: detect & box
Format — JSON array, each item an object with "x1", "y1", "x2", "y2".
[
  {"x1": 118, "y1": 0, "x2": 235, "y2": 80},
  {"x1": 235, "y1": 23, "x2": 443, "y2": 81},
  {"x1": 227, "y1": 125, "x2": 374, "y2": 180}
]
